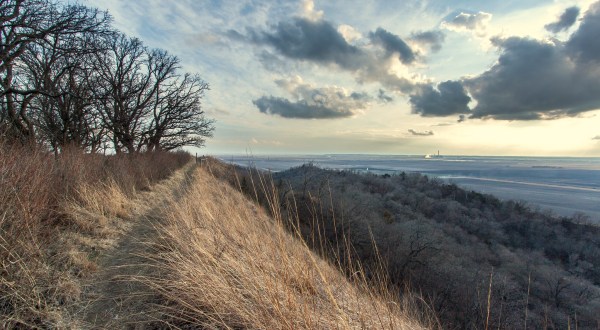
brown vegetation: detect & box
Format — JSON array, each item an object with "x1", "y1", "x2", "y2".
[
  {"x1": 146, "y1": 164, "x2": 433, "y2": 329},
  {"x1": 1, "y1": 147, "x2": 431, "y2": 329},
  {"x1": 206, "y1": 159, "x2": 600, "y2": 330},
  {"x1": 0, "y1": 143, "x2": 189, "y2": 327}
]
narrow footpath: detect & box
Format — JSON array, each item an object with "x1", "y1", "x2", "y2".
[{"x1": 73, "y1": 164, "x2": 196, "y2": 329}]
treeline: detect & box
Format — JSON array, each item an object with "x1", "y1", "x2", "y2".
[
  {"x1": 205, "y1": 160, "x2": 600, "y2": 329},
  {"x1": 1, "y1": 0, "x2": 213, "y2": 153}
]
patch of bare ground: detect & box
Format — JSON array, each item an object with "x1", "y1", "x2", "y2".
[{"x1": 70, "y1": 163, "x2": 196, "y2": 329}]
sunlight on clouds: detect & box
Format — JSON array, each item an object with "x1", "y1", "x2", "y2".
[
  {"x1": 337, "y1": 24, "x2": 363, "y2": 43},
  {"x1": 447, "y1": 113, "x2": 600, "y2": 156},
  {"x1": 82, "y1": 0, "x2": 600, "y2": 156},
  {"x1": 250, "y1": 138, "x2": 284, "y2": 146},
  {"x1": 487, "y1": 0, "x2": 595, "y2": 40},
  {"x1": 301, "y1": 0, "x2": 323, "y2": 21},
  {"x1": 441, "y1": 11, "x2": 492, "y2": 37}
]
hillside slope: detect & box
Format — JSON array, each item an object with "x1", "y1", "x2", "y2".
[
  {"x1": 145, "y1": 164, "x2": 429, "y2": 328},
  {"x1": 2, "y1": 159, "x2": 427, "y2": 329},
  {"x1": 269, "y1": 164, "x2": 600, "y2": 329}
]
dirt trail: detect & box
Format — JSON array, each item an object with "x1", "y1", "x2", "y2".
[{"x1": 74, "y1": 164, "x2": 196, "y2": 329}]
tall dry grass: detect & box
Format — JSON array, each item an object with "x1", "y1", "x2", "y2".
[
  {"x1": 148, "y1": 165, "x2": 433, "y2": 329},
  {"x1": 0, "y1": 143, "x2": 190, "y2": 328}
]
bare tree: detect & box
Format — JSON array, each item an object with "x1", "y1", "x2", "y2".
[
  {"x1": 145, "y1": 70, "x2": 213, "y2": 151},
  {"x1": 0, "y1": 0, "x2": 110, "y2": 143},
  {"x1": 20, "y1": 19, "x2": 111, "y2": 152},
  {"x1": 92, "y1": 39, "x2": 214, "y2": 152},
  {"x1": 0, "y1": 1, "x2": 213, "y2": 152},
  {"x1": 91, "y1": 34, "x2": 155, "y2": 153}
]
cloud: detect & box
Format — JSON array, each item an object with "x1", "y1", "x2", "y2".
[
  {"x1": 369, "y1": 27, "x2": 416, "y2": 64},
  {"x1": 441, "y1": 11, "x2": 492, "y2": 36},
  {"x1": 230, "y1": 16, "x2": 420, "y2": 94},
  {"x1": 337, "y1": 24, "x2": 362, "y2": 43},
  {"x1": 409, "y1": 81, "x2": 471, "y2": 117},
  {"x1": 593, "y1": 135, "x2": 600, "y2": 140},
  {"x1": 466, "y1": 18, "x2": 600, "y2": 120},
  {"x1": 411, "y1": 1, "x2": 600, "y2": 121},
  {"x1": 257, "y1": 50, "x2": 296, "y2": 73},
  {"x1": 410, "y1": 30, "x2": 446, "y2": 52},
  {"x1": 408, "y1": 129, "x2": 434, "y2": 136},
  {"x1": 301, "y1": 0, "x2": 323, "y2": 21},
  {"x1": 566, "y1": 2, "x2": 600, "y2": 63},
  {"x1": 253, "y1": 76, "x2": 372, "y2": 119},
  {"x1": 545, "y1": 6, "x2": 580, "y2": 33},
  {"x1": 377, "y1": 89, "x2": 393, "y2": 103},
  {"x1": 254, "y1": 97, "x2": 353, "y2": 119},
  {"x1": 250, "y1": 137, "x2": 284, "y2": 146},
  {"x1": 205, "y1": 107, "x2": 231, "y2": 116},
  {"x1": 248, "y1": 17, "x2": 368, "y2": 71}
]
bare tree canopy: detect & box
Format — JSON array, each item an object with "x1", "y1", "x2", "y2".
[
  {"x1": 0, "y1": 0, "x2": 111, "y2": 142},
  {"x1": 0, "y1": 0, "x2": 214, "y2": 152}
]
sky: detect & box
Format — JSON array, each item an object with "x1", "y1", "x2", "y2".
[{"x1": 81, "y1": 0, "x2": 600, "y2": 156}]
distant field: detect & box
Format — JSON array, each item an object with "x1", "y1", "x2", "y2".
[{"x1": 220, "y1": 154, "x2": 600, "y2": 222}]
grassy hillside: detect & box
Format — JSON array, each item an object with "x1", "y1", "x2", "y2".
[
  {"x1": 147, "y1": 165, "x2": 431, "y2": 328},
  {"x1": 0, "y1": 146, "x2": 430, "y2": 329},
  {"x1": 10, "y1": 147, "x2": 596, "y2": 329},
  {"x1": 0, "y1": 144, "x2": 190, "y2": 327},
  {"x1": 206, "y1": 159, "x2": 600, "y2": 329}
]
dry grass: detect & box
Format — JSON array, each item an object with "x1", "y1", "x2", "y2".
[
  {"x1": 0, "y1": 143, "x2": 190, "y2": 328},
  {"x1": 148, "y1": 165, "x2": 430, "y2": 329},
  {"x1": 1, "y1": 145, "x2": 432, "y2": 328}
]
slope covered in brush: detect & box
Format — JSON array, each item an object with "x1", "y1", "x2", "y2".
[{"x1": 270, "y1": 164, "x2": 600, "y2": 329}]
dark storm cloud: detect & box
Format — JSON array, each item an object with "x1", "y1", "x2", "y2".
[
  {"x1": 466, "y1": 18, "x2": 600, "y2": 120},
  {"x1": 369, "y1": 28, "x2": 416, "y2": 64},
  {"x1": 409, "y1": 81, "x2": 471, "y2": 117},
  {"x1": 253, "y1": 78, "x2": 372, "y2": 119},
  {"x1": 545, "y1": 6, "x2": 580, "y2": 33},
  {"x1": 248, "y1": 17, "x2": 368, "y2": 70},
  {"x1": 408, "y1": 1, "x2": 600, "y2": 121},
  {"x1": 229, "y1": 17, "x2": 420, "y2": 94},
  {"x1": 253, "y1": 96, "x2": 353, "y2": 119},
  {"x1": 466, "y1": 37, "x2": 580, "y2": 120},
  {"x1": 408, "y1": 129, "x2": 434, "y2": 136},
  {"x1": 567, "y1": 2, "x2": 600, "y2": 63},
  {"x1": 410, "y1": 30, "x2": 446, "y2": 52}
]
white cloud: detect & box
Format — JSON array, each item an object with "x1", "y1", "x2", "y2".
[
  {"x1": 301, "y1": 0, "x2": 323, "y2": 21},
  {"x1": 337, "y1": 24, "x2": 362, "y2": 43},
  {"x1": 441, "y1": 11, "x2": 492, "y2": 37}
]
